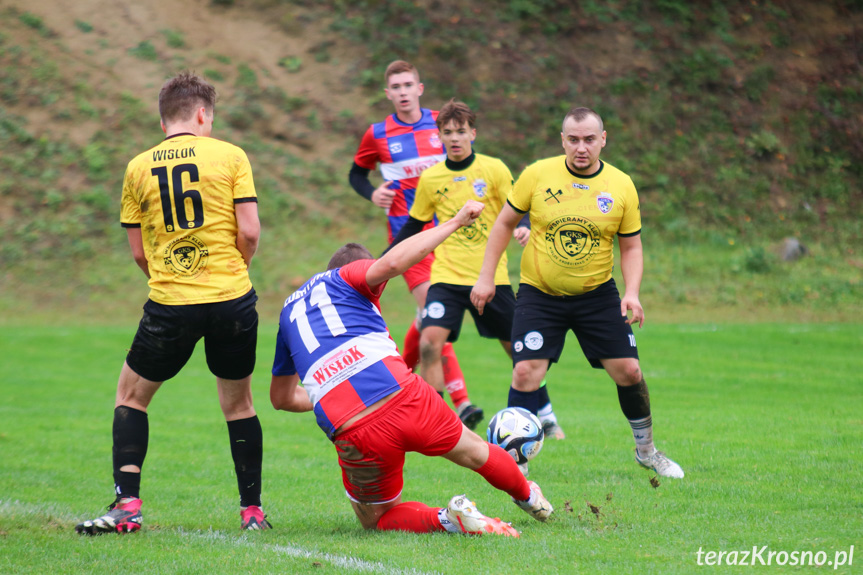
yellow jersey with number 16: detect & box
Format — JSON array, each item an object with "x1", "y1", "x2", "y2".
[{"x1": 120, "y1": 134, "x2": 257, "y2": 305}]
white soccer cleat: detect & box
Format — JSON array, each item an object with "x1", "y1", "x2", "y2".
[
  {"x1": 445, "y1": 495, "x2": 519, "y2": 537},
  {"x1": 513, "y1": 480, "x2": 553, "y2": 522},
  {"x1": 635, "y1": 449, "x2": 684, "y2": 478}
]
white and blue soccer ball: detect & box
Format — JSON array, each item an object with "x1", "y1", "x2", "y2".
[{"x1": 486, "y1": 407, "x2": 544, "y2": 465}]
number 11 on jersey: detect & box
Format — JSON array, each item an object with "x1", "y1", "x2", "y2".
[{"x1": 289, "y1": 283, "x2": 347, "y2": 353}]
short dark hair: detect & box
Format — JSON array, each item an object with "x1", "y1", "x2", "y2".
[
  {"x1": 436, "y1": 99, "x2": 476, "y2": 130},
  {"x1": 562, "y1": 107, "x2": 604, "y2": 133},
  {"x1": 327, "y1": 243, "x2": 374, "y2": 270},
  {"x1": 159, "y1": 71, "x2": 216, "y2": 124},
  {"x1": 384, "y1": 60, "x2": 419, "y2": 85}
]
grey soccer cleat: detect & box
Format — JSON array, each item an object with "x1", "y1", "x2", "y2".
[{"x1": 635, "y1": 449, "x2": 684, "y2": 478}]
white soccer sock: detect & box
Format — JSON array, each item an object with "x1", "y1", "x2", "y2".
[
  {"x1": 537, "y1": 403, "x2": 557, "y2": 425},
  {"x1": 438, "y1": 507, "x2": 460, "y2": 533},
  {"x1": 628, "y1": 415, "x2": 655, "y2": 458}
]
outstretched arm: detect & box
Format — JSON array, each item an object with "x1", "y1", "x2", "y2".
[
  {"x1": 366, "y1": 200, "x2": 484, "y2": 288},
  {"x1": 470, "y1": 203, "x2": 522, "y2": 314},
  {"x1": 382, "y1": 216, "x2": 430, "y2": 256}
]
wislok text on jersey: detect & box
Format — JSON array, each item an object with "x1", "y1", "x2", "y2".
[{"x1": 153, "y1": 147, "x2": 197, "y2": 162}]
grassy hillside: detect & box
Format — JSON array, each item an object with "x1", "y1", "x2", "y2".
[{"x1": 1, "y1": 0, "x2": 861, "y2": 322}]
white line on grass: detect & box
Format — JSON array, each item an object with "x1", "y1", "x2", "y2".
[
  {"x1": 183, "y1": 529, "x2": 440, "y2": 575},
  {"x1": 1, "y1": 500, "x2": 439, "y2": 575},
  {"x1": 0, "y1": 499, "x2": 79, "y2": 520}
]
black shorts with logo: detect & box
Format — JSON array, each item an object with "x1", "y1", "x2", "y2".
[
  {"x1": 511, "y1": 280, "x2": 637, "y2": 369},
  {"x1": 126, "y1": 288, "x2": 258, "y2": 382},
  {"x1": 421, "y1": 283, "x2": 515, "y2": 342}
]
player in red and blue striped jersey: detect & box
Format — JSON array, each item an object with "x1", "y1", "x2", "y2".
[
  {"x1": 354, "y1": 107, "x2": 443, "y2": 242},
  {"x1": 349, "y1": 60, "x2": 482, "y2": 428},
  {"x1": 271, "y1": 201, "x2": 552, "y2": 535},
  {"x1": 271, "y1": 259, "x2": 413, "y2": 439}
]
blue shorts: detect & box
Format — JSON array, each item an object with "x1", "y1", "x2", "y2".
[{"x1": 511, "y1": 280, "x2": 637, "y2": 369}]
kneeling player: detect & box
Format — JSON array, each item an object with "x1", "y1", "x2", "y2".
[{"x1": 270, "y1": 201, "x2": 552, "y2": 535}]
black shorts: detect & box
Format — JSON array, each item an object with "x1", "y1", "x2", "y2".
[
  {"x1": 511, "y1": 280, "x2": 637, "y2": 369},
  {"x1": 421, "y1": 283, "x2": 515, "y2": 342},
  {"x1": 126, "y1": 288, "x2": 258, "y2": 382}
]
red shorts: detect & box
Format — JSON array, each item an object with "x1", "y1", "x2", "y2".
[
  {"x1": 401, "y1": 252, "x2": 433, "y2": 292},
  {"x1": 332, "y1": 378, "x2": 463, "y2": 504}
]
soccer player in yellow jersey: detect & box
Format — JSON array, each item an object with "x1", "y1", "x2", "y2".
[
  {"x1": 76, "y1": 72, "x2": 271, "y2": 535},
  {"x1": 389, "y1": 100, "x2": 560, "y2": 439},
  {"x1": 471, "y1": 107, "x2": 684, "y2": 479}
]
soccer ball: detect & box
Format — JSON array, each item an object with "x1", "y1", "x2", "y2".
[{"x1": 486, "y1": 407, "x2": 544, "y2": 465}]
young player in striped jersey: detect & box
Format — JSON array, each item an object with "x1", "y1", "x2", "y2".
[
  {"x1": 75, "y1": 72, "x2": 270, "y2": 535},
  {"x1": 270, "y1": 201, "x2": 552, "y2": 536},
  {"x1": 472, "y1": 107, "x2": 684, "y2": 479},
  {"x1": 348, "y1": 60, "x2": 482, "y2": 427}
]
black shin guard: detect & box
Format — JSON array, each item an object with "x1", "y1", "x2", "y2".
[
  {"x1": 112, "y1": 405, "x2": 149, "y2": 499},
  {"x1": 227, "y1": 415, "x2": 263, "y2": 508},
  {"x1": 616, "y1": 378, "x2": 651, "y2": 420}
]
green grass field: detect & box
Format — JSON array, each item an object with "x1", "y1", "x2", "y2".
[{"x1": 1, "y1": 320, "x2": 861, "y2": 574}]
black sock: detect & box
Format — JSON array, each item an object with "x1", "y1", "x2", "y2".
[
  {"x1": 227, "y1": 416, "x2": 263, "y2": 508},
  {"x1": 112, "y1": 405, "x2": 149, "y2": 499},
  {"x1": 616, "y1": 379, "x2": 651, "y2": 420},
  {"x1": 508, "y1": 387, "x2": 541, "y2": 414},
  {"x1": 537, "y1": 384, "x2": 551, "y2": 411}
]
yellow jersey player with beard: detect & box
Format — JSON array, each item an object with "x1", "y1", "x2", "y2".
[{"x1": 472, "y1": 107, "x2": 684, "y2": 479}]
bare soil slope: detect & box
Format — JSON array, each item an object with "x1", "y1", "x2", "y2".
[{"x1": 3, "y1": 0, "x2": 365, "y2": 159}]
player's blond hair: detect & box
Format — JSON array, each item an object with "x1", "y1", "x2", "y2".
[
  {"x1": 159, "y1": 71, "x2": 216, "y2": 124},
  {"x1": 384, "y1": 60, "x2": 419, "y2": 86}
]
